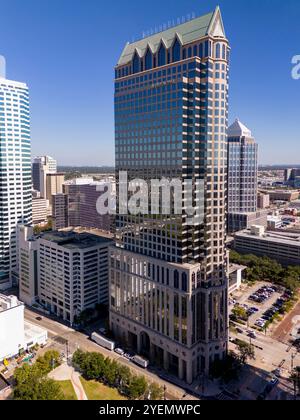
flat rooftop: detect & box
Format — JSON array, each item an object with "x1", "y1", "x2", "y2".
[
  {"x1": 0, "y1": 294, "x2": 22, "y2": 313},
  {"x1": 236, "y1": 229, "x2": 300, "y2": 247},
  {"x1": 41, "y1": 230, "x2": 113, "y2": 250}
]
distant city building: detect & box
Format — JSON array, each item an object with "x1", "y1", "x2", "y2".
[
  {"x1": 111, "y1": 7, "x2": 230, "y2": 383},
  {"x1": 19, "y1": 226, "x2": 113, "y2": 324},
  {"x1": 32, "y1": 197, "x2": 48, "y2": 225},
  {"x1": 63, "y1": 180, "x2": 115, "y2": 232},
  {"x1": 32, "y1": 156, "x2": 57, "y2": 195},
  {"x1": 285, "y1": 168, "x2": 300, "y2": 188},
  {"x1": 0, "y1": 64, "x2": 32, "y2": 289},
  {"x1": 263, "y1": 190, "x2": 299, "y2": 203},
  {"x1": 228, "y1": 211, "x2": 268, "y2": 233},
  {"x1": 257, "y1": 192, "x2": 270, "y2": 209},
  {"x1": 234, "y1": 226, "x2": 300, "y2": 266},
  {"x1": 0, "y1": 294, "x2": 47, "y2": 361},
  {"x1": 52, "y1": 193, "x2": 69, "y2": 230},
  {"x1": 267, "y1": 215, "x2": 282, "y2": 230},
  {"x1": 227, "y1": 119, "x2": 264, "y2": 233},
  {"x1": 45, "y1": 173, "x2": 65, "y2": 213}
]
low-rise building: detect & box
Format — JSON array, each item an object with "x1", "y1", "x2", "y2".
[
  {"x1": 32, "y1": 197, "x2": 48, "y2": 225},
  {"x1": 257, "y1": 192, "x2": 270, "y2": 209},
  {"x1": 19, "y1": 226, "x2": 114, "y2": 324},
  {"x1": 262, "y1": 190, "x2": 299, "y2": 203},
  {"x1": 234, "y1": 226, "x2": 300, "y2": 266},
  {"x1": 267, "y1": 215, "x2": 282, "y2": 230},
  {"x1": 228, "y1": 210, "x2": 268, "y2": 234},
  {"x1": 228, "y1": 264, "x2": 246, "y2": 294},
  {"x1": 0, "y1": 294, "x2": 47, "y2": 362}
]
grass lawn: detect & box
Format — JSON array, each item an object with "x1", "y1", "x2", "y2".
[
  {"x1": 79, "y1": 377, "x2": 126, "y2": 400},
  {"x1": 57, "y1": 380, "x2": 77, "y2": 400}
]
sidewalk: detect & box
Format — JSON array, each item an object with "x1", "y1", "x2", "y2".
[{"x1": 49, "y1": 363, "x2": 88, "y2": 401}]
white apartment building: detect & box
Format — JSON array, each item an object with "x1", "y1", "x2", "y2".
[
  {"x1": 0, "y1": 60, "x2": 32, "y2": 290},
  {"x1": 0, "y1": 294, "x2": 47, "y2": 362},
  {"x1": 19, "y1": 226, "x2": 114, "y2": 324}
]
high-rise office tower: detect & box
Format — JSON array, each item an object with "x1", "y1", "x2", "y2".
[
  {"x1": 32, "y1": 155, "x2": 57, "y2": 194},
  {"x1": 110, "y1": 7, "x2": 230, "y2": 383},
  {"x1": 0, "y1": 58, "x2": 32, "y2": 289},
  {"x1": 227, "y1": 119, "x2": 266, "y2": 233}
]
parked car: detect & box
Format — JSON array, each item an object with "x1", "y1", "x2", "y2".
[
  {"x1": 270, "y1": 377, "x2": 279, "y2": 386},
  {"x1": 114, "y1": 348, "x2": 125, "y2": 356},
  {"x1": 124, "y1": 352, "x2": 135, "y2": 360}
]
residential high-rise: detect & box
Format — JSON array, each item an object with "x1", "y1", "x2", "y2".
[
  {"x1": 227, "y1": 119, "x2": 267, "y2": 233},
  {"x1": 110, "y1": 7, "x2": 230, "y2": 383},
  {"x1": 32, "y1": 155, "x2": 57, "y2": 194},
  {"x1": 0, "y1": 60, "x2": 32, "y2": 289}
]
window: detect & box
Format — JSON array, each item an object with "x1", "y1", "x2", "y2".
[
  {"x1": 145, "y1": 48, "x2": 152, "y2": 70},
  {"x1": 174, "y1": 270, "x2": 179, "y2": 289},
  {"x1": 172, "y1": 39, "x2": 181, "y2": 63},
  {"x1": 133, "y1": 52, "x2": 140, "y2": 74},
  {"x1": 216, "y1": 43, "x2": 221, "y2": 59},
  {"x1": 182, "y1": 273, "x2": 188, "y2": 292},
  {"x1": 158, "y1": 44, "x2": 166, "y2": 67}
]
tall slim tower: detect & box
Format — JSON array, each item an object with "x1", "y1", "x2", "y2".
[
  {"x1": 227, "y1": 119, "x2": 263, "y2": 233},
  {"x1": 0, "y1": 58, "x2": 32, "y2": 289},
  {"x1": 110, "y1": 7, "x2": 230, "y2": 383}
]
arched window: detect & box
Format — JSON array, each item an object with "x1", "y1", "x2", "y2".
[
  {"x1": 133, "y1": 52, "x2": 140, "y2": 74},
  {"x1": 182, "y1": 49, "x2": 186, "y2": 60},
  {"x1": 172, "y1": 38, "x2": 181, "y2": 63},
  {"x1": 222, "y1": 44, "x2": 226, "y2": 60},
  {"x1": 174, "y1": 270, "x2": 179, "y2": 289},
  {"x1": 158, "y1": 44, "x2": 166, "y2": 67},
  {"x1": 216, "y1": 43, "x2": 221, "y2": 59},
  {"x1": 145, "y1": 48, "x2": 152, "y2": 70},
  {"x1": 182, "y1": 273, "x2": 188, "y2": 292}
]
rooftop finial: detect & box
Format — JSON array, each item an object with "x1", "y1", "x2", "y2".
[{"x1": 0, "y1": 55, "x2": 6, "y2": 79}]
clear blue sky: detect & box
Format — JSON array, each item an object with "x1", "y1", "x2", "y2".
[{"x1": 0, "y1": 0, "x2": 299, "y2": 166}]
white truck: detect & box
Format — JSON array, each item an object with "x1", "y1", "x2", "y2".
[
  {"x1": 132, "y1": 355, "x2": 149, "y2": 369},
  {"x1": 91, "y1": 332, "x2": 115, "y2": 351}
]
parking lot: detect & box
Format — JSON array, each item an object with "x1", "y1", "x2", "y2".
[{"x1": 229, "y1": 282, "x2": 290, "y2": 330}]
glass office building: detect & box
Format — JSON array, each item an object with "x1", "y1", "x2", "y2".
[
  {"x1": 227, "y1": 119, "x2": 262, "y2": 233},
  {"x1": 0, "y1": 64, "x2": 32, "y2": 289},
  {"x1": 110, "y1": 7, "x2": 230, "y2": 383}
]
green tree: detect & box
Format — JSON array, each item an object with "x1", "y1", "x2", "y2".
[
  {"x1": 36, "y1": 350, "x2": 60, "y2": 374},
  {"x1": 128, "y1": 375, "x2": 147, "y2": 400},
  {"x1": 236, "y1": 340, "x2": 255, "y2": 364},
  {"x1": 13, "y1": 363, "x2": 64, "y2": 400},
  {"x1": 147, "y1": 382, "x2": 164, "y2": 400}
]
